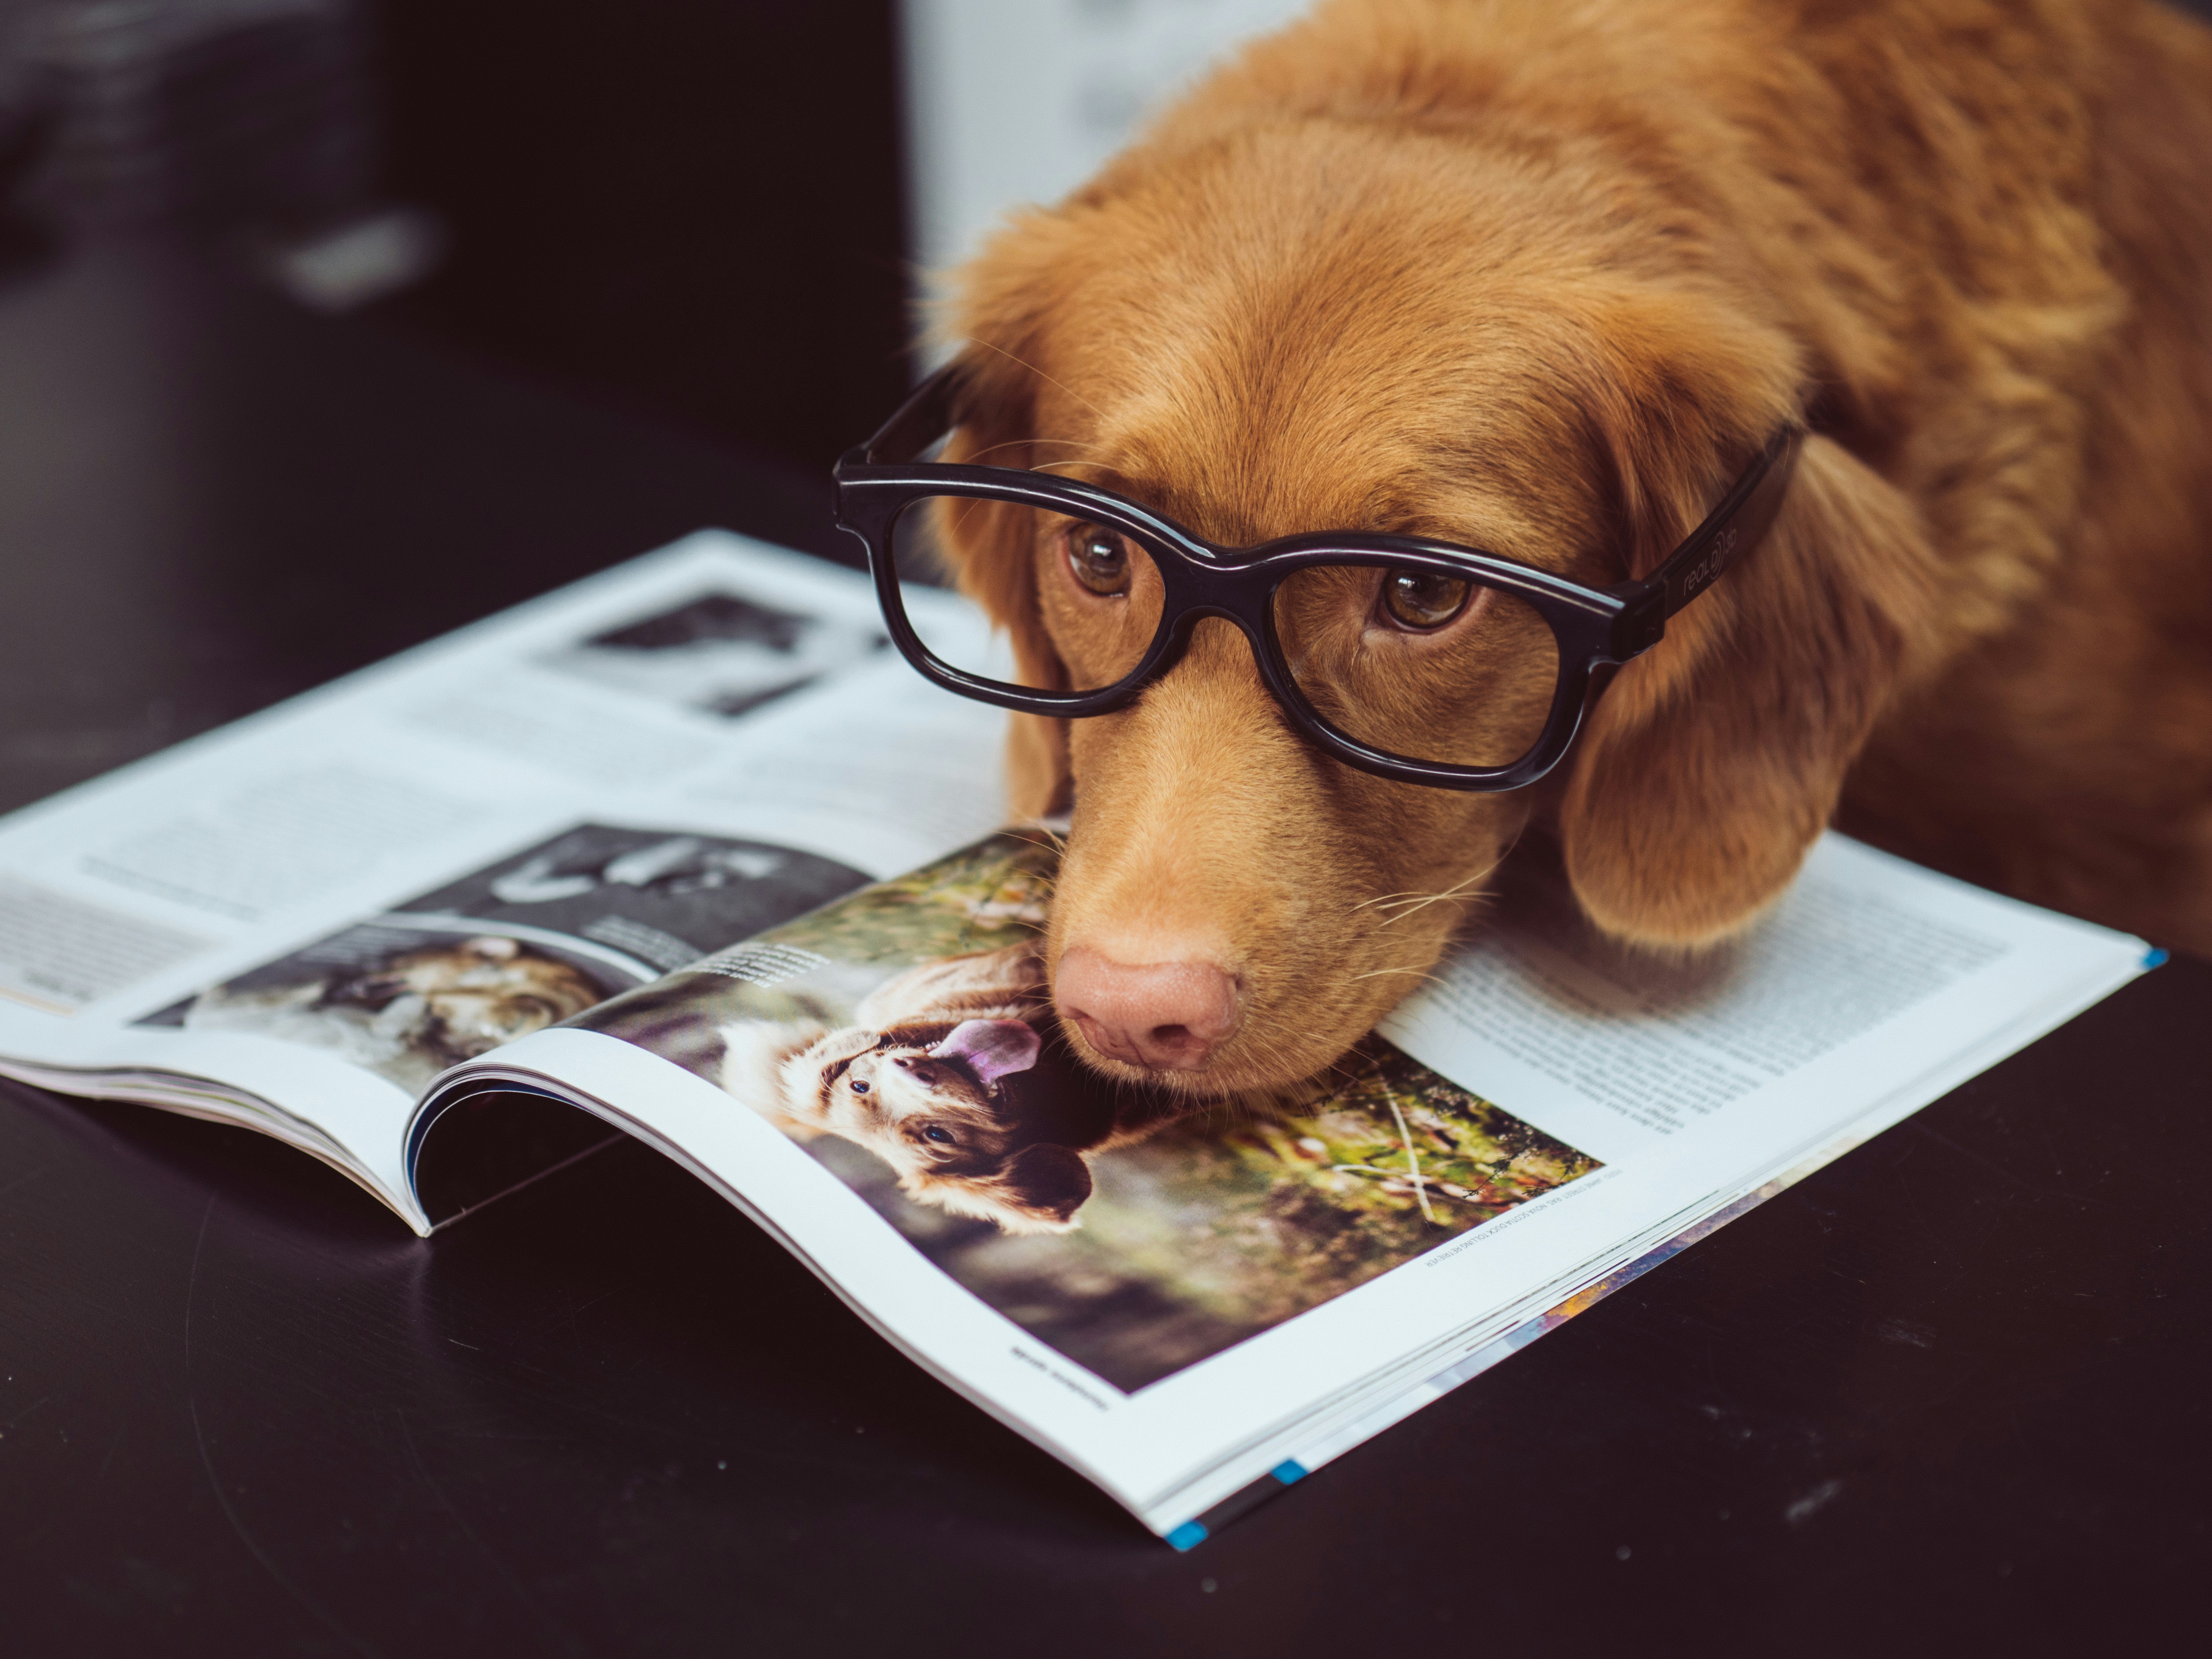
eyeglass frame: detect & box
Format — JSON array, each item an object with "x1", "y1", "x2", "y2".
[{"x1": 832, "y1": 365, "x2": 1804, "y2": 792}]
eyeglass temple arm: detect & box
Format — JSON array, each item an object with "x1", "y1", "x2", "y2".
[
  {"x1": 1628, "y1": 423, "x2": 1806, "y2": 643},
  {"x1": 856, "y1": 363, "x2": 966, "y2": 467},
  {"x1": 852, "y1": 368, "x2": 1803, "y2": 650}
]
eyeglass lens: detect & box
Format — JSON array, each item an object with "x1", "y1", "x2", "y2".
[
  {"x1": 890, "y1": 498, "x2": 1163, "y2": 694},
  {"x1": 1269, "y1": 566, "x2": 1561, "y2": 770},
  {"x1": 890, "y1": 495, "x2": 1563, "y2": 772}
]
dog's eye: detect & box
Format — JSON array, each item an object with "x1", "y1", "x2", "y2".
[
  {"x1": 1063, "y1": 523, "x2": 1131, "y2": 597},
  {"x1": 922, "y1": 1125, "x2": 955, "y2": 1145},
  {"x1": 1380, "y1": 568, "x2": 1473, "y2": 631},
  {"x1": 849, "y1": 1079, "x2": 870, "y2": 1094}
]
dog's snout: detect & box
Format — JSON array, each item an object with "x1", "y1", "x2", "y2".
[{"x1": 1055, "y1": 947, "x2": 1242, "y2": 1073}]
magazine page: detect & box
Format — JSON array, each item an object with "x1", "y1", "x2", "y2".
[
  {"x1": 0, "y1": 532, "x2": 1009, "y2": 1223},
  {"x1": 427, "y1": 828, "x2": 2148, "y2": 1535}
]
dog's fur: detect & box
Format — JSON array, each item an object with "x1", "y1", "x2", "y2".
[
  {"x1": 721, "y1": 942, "x2": 1182, "y2": 1232},
  {"x1": 927, "y1": 0, "x2": 2212, "y2": 1098}
]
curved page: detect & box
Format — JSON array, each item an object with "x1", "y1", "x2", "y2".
[{"x1": 413, "y1": 831, "x2": 2149, "y2": 1536}]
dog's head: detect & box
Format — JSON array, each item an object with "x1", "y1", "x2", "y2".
[
  {"x1": 927, "y1": 80, "x2": 1945, "y2": 1096},
  {"x1": 730, "y1": 1015, "x2": 1096, "y2": 1233}
]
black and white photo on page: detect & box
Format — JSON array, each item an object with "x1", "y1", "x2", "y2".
[
  {"x1": 140, "y1": 825, "x2": 870, "y2": 1094},
  {"x1": 536, "y1": 589, "x2": 887, "y2": 721}
]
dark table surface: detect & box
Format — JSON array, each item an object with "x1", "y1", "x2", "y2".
[{"x1": 2, "y1": 238, "x2": 2206, "y2": 1659}]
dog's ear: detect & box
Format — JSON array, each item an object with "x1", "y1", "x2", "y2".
[
  {"x1": 982, "y1": 1142, "x2": 1094, "y2": 1233},
  {"x1": 904, "y1": 1142, "x2": 1094, "y2": 1234},
  {"x1": 1558, "y1": 430, "x2": 1947, "y2": 945},
  {"x1": 930, "y1": 1018, "x2": 1043, "y2": 1086}
]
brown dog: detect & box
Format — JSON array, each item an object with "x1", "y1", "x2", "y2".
[
  {"x1": 720, "y1": 942, "x2": 1180, "y2": 1232},
  {"x1": 922, "y1": 0, "x2": 2212, "y2": 1100}
]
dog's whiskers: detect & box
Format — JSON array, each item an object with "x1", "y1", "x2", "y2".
[
  {"x1": 1004, "y1": 825, "x2": 1069, "y2": 859},
  {"x1": 1361, "y1": 851, "x2": 1516, "y2": 930},
  {"x1": 1348, "y1": 966, "x2": 1443, "y2": 986},
  {"x1": 1382, "y1": 870, "x2": 1488, "y2": 912}
]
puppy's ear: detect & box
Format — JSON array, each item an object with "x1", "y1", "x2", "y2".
[
  {"x1": 929, "y1": 1018, "x2": 1043, "y2": 1086},
  {"x1": 906, "y1": 1142, "x2": 1094, "y2": 1234},
  {"x1": 1559, "y1": 431, "x2": 1947, "y2": 945},
  {"x1": 985, "y1": 1143, "x2": 1094, "y2": 1233}
]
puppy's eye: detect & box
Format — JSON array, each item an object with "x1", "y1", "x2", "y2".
[
  {"x1": 1063, "y1": 523, "x2": 1131, "y2": 597},
  {"x1": 1380, "y1": 569, "x2": 1472, "y2": 631},
  {"x1": 922, "y1": 1125, "x2": 955, "y2": 1145},
  {"x1": 849, "y1": 1079, "x2": 870, "y2": 1094}
]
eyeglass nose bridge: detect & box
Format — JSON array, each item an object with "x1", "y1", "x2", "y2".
[{"x1": 1133, "y1": 569, "x2": 1304, "y2": 712}]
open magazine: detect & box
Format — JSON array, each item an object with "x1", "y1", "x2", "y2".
[{"x1": 0, "y1": 532, "x2": 2157, "y2": 1544}]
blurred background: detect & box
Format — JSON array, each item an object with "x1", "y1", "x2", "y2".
[
  {"x1": 4, "y1": 0, "x2": 2208, "y2": 817},
  {"x1": 0, "y1": 0, "x2": 1312, "y2": 475},
  {"x1": 6, "y1": 0, "x2": 2212, "y2": 471}
]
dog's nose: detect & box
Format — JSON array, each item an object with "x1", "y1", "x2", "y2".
[{"x1": 1054, "y1": 947, "x2": 1242, "y2": 1073}]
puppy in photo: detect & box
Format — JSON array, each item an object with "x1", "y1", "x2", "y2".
[
  {"x1": 895, "y1": 0, "x2": 2212, "y2": 1101},
  {"x1": 720, "y1": 942, "x2": 1178, "y2": 1232}
]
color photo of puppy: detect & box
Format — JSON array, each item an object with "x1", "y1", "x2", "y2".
[
  {"x1": 721, "y1": 940, "x2": 1186, "y2": 1233},
  {"x1": 579, "y1": 835, "x2": 1600, "y2": 1391}
]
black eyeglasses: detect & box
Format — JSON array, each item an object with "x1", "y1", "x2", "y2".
[{"x1": 834, "y1": 366, "x2": 1802, "y2": 791}]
